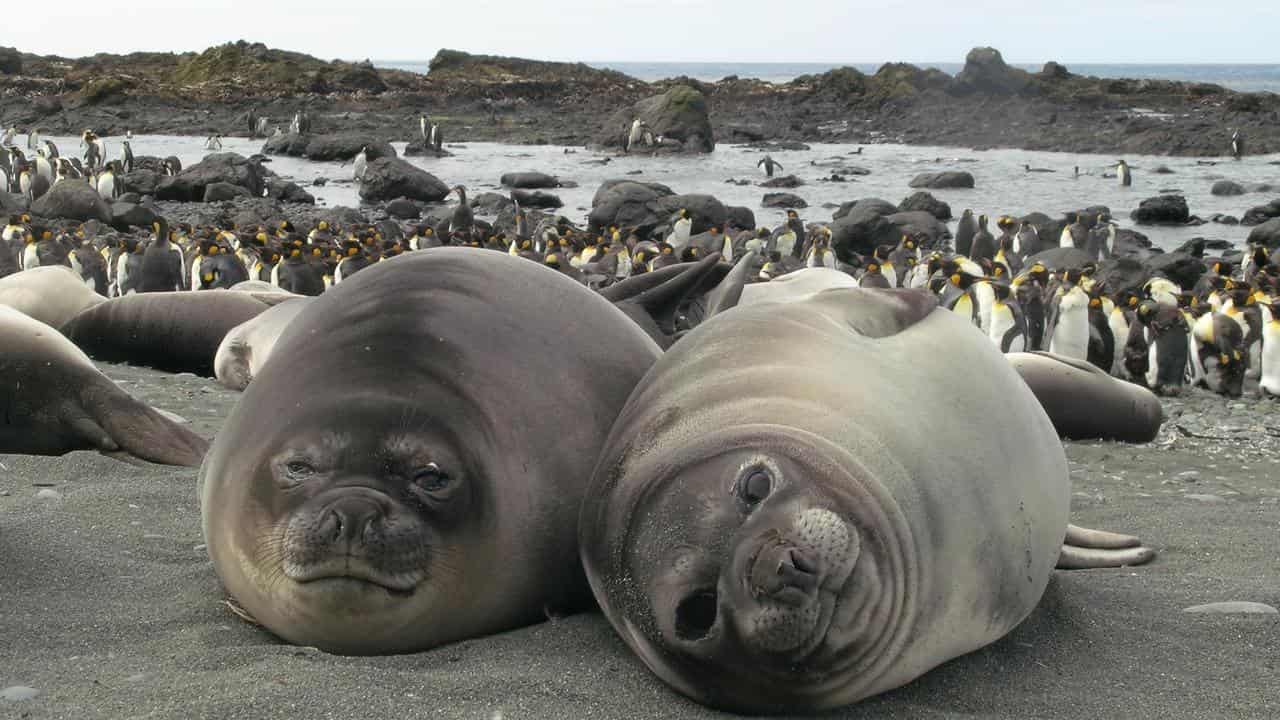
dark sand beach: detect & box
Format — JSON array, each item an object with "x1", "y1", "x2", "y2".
[{"x1": 2, "y1": 362, "x2": 1277, "y2": 719}]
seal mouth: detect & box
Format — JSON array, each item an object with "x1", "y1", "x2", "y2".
[{"x1": 286, "y1": 559, "x2": 424, "y2": 597}]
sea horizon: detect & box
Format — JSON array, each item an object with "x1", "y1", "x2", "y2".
[{"x1": 375, "y1": 59, "x2": 1280, "y2": 94}]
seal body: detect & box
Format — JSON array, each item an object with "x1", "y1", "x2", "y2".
[
  {"x1": 580, "y1": 287, "x2": 1070, "y2": 713},
  {"x1": 200, "y1": 248, "x2": 661, "y2": 655},
  {"x1": 0, "y1": 305, "x2": 207, "y2": 464},
  {"x1": 1007, "y1": 351, "x2": 1163, "y2": 442},
  {"x1": 214, "y1": 297, "x2": 311, "y2": 391},
  {"x1": 0, "y1": 265, "x2": 105, "y2": 329}
]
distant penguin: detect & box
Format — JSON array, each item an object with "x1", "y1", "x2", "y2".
[
  {"x1": 954, "y1": 209, "x2": 977, "y2": 256},
  {"x1": 419, "y1": 114, "x2": 428, "y2": 141},
  {"x1": 858, "y1": 261, "x2": 891, "y2": 289},
  {"x1": 1193, "y1": 311, "x2": 1248, "y2": 397},
  {"x1": 1061, "y1": 213, "x2": 1088, "y2": 249},
  {"x1": 1086, "y1": 290, "x2": 1116, "y2": 372},
  {"x1": 0, "y1": 126, "x2": 14, "y2": 146},
  {"x1": 756, "y1": 154, "x2": 783, "y2": 178},
  {"x1": 96, "y1": 160, "x2": 120, "y2": 200},
  {"x1": 1108, "y1": 290, "x2": 1139, "y2": 376},
  {"x1": 205, "y1": 134, "x2": 223, "y2": 151},
  {"x1": 969, "y1": 214, "x2": 996, "y2": 263},
  {"x1": 625, "y1": 119, "x2": 646, "y2": 153},
  {"x1": 352, "y1": 146, "x2": 368, "y2": 181},
  {"x1": 139, "y1": 219, "x2": 185, "y2": 292},
  {"x1": 665, "y1": 209, "x2": 692, "y2": 252},
  {"x1": 1116, "y1": 159, "x2": 1132, "y2": 187},
  {"x1": 26, "y1": 127, "x2": 41, "y2": 151},
  {"x1": 1013, "y1": 220, "x2": 1041, "y2": 258},
  {"x1": 430, "y1": 121, "x2": 443, "y2": 152},
  {"x1": 449, "y1": 185, "x2": 474, "y2": 240},
  {"x1": 1231, "y1": 130, "x2": 1244, "y2": 161},
  {"x1": 1086, "y1": 216, "x2": 1116, "y2": 260},
  {"x1": 120, "y1": 140, "x2": 135, "y2": 173}
]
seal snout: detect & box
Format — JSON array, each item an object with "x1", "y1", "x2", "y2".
[
  {"x1": 317, "y1": 495, "x2": 384, "y2": 545},
  {"x1": 751, "y1": 543, "x2": 821, "y2": 605}
]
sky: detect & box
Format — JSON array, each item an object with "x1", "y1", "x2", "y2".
[{"x1": 14, "y1": 0, "x2": 1280, "y2": 65}]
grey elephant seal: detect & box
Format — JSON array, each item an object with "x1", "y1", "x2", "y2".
[
  {"x1": 1007, "y1": 351, "x2": 1164, "y2": 442},
  {"x1": 0, "y1": 305, "x2": 207, "y2": 465},
  {"x1": 214, "y1": 297, "x2": 311, "y2": 391},
  {"x1": 62, "y1": 291, "x2": 274, "y2": 376},
  {"x1": 199, "y1": 248, "x2": 661, "y2": 654},
  {"x1": 0, "y1": 265, "x2": 105, "y2": 330},
  {"x1": 580, "y1": 287, "x2": 1153, "y2": 714}
]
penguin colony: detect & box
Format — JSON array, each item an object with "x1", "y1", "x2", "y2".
[{"x1": 1, "y1": 128, "x2": 164, "y2": 204}]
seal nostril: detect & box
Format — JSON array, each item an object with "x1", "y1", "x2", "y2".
[
  {"x1": 788, "y1": 548, "x2": 817, "y2": 576},
  {"x1": 674, "y1": 590, "x2": 718, "y2": 641}
]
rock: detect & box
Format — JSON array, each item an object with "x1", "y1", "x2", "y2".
[
  {"x1": 264, "y1": 179, "x2": 315, "y2": 205},
  {"x1": 403, "y1": 140, "x2": 452, "y2": 158},
  {"x1": 886, "y1": 211, "x2": 948, "y2": 246},
  {"x1": 260, "y1": 132, "x2": 310, "y2": 157},
  {"x1": 952, "y1": 47, "x2": 1031, "y2": 95},
  {"x1": 649, "y1": 194, "x2": 728, "y2": 236},
  {"x1": 1241, "y1": 199, "x2": 1280, "y2": 226},
  {"x1": 1129, "y1": 195, "x2": 1189, "y2": 225},
  {"x1": 156, "y1": 153, "x2": 267, "y2": 202},
  {"x1": 510, "y1": 189, "x2": 563, "y2": 209},
  {"x1": 1183, "y1": 602, "x2": 1278, "y2": 615},
  {"x1": 1153, "y1": 165, "x2": 1176, "y2": 174},
  {"x1": 0, "y1": 46, "x2": 22, "y2": 75},
  {"x1": 726, "y1": 206, "x2": 756, "y2": 231},
  {"x1": 1210, "y1": 214, "x2": 1240, "y2": 225},
  {"x1": 760, "y1": 175, "x2": 804, "y2": 189},
  {"x1": 306, "y1": 134, "x2": 395, "y2": 162},
  {"x1": 0, "y1": 686, "x2": 39, "y2": 701},
  {"x1": 762, "y1": 192, "x2": 807, "y2": 209},
  {"x1": 1025, "y1": 247, "x2": 1096, "y2": 270},
  {"x1": 30, "y1": 180, "x2": 112, "y2": 222},
  {"x1": 500, "y1": 172, "x2": 560, "y2": 189},
  {"x1": 0, "y1": 191, "x2": 28, "y2": 213},
  {"x1": 1095, "y1": 257, "x2": 1150, "y2": 293},
  {"x1": 1247, "y1": 218, "x2": 1280, "y2": 249},
  {"x1": 118, "y1": 170, "x2": 163, "y2": 196},
  {"x1": 588, "y1": 180, "x2": 675, "y2": 233},
  {"x1": 1211, "y1": 180, "x2": 1246, "y2": 196},
  {"x1": 1184, "y1": 493, "x2": 1226, "y2": 503},
  {"x1": 110, "y1": 201, "x2": 158, "y2": 230},
  {"x1": 830, "y1": 198, "x2": 900, "y2": 258},
  {"x1": 1146, "y1": 251, "x2": 1207, "y2": 289},
  {"x1": 385, "y1": 198, "x2": 421, "y2": 220},
  {"x1": 909, "y1": 171, "x2": 975, "y2": 189},
  {"x1": 897, "y1": 191, "x2": 952, "y2": 220},
  {"x1": 117, "y1": 192, "x2": 142, "y2": 204},
  {"x1": 36, "y1": 488, "x2": 62, "y2": 500},
  {"x1": 469, "y1": 192, "x2": 512, "y2": 216},
  {"x1": 203, "y1": 182, "x2": 253, "y2": 203},
  {"x1": 596, "y1": 85, "x2": 715, "y2": 154},
  {"x1": 357, "y1": 158, "x2": 450, "y2": 204},
  {"x1": 744, "y1": 141, "x2": 811, "y2": 152},
  {"x1": 1038, "y1": 61, "x2": 1071, "y2": 80}
]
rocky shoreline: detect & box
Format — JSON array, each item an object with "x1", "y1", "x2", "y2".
[{"x1": 2, "y1": 42, "x2": 1278, "y2": 156}]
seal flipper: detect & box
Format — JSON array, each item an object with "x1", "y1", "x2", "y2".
[
  {"x1": 615, "y1": 254, "x2": 724, "y2": 344},
  {"x1": 703, "y1": 250, "x2": 758, "y2": 318},
  {"x1": 77, "y1": 382, "x2": 210, "y2": 467},
  {"x1": 808, "y1": 287, "x2": 940, "y2": 339},
  {"x1": 1057, "y1": 523, "x2": 1156, "y2": 569}
]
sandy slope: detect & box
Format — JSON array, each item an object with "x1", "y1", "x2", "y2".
[{"x1": 1, "y1": 364, "x2": 1277, "y2": 719}]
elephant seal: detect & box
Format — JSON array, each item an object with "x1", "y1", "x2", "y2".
[
  {"x1": 0, "y1": 265, "x2": 105, "y2": 329},
  {"x1": 62, "y1": 291, "x2": 274, "y2": 376},
  {"x1": 214, "y1": 297, "x2": 311, "y2": 391},
  {"x1": 0, "y1": 305, "x2": 207, "y2": 465},
  {"x1": 1007, "y1": 351, "x2": 1164, "y2": 442},
  {"x1": 580, "y1": 287, "x2": 1153, "y2": 714},
  {"x1": 738, "y1": 266, "x2": 856, "y2": 307},
  {"x1": 199, "y1": 248, "x2": 662, "y2": 654}
]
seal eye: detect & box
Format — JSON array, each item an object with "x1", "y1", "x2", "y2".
[
  {"x1": 285, "y1": 460, "x2": 315, "y2": 478},
  {"x1": 674, "y1": 590, "x2": 718, "y2": 641},
  {"x1": 739, "y1": 470, "x2": 772, "y2": 506},
  {"x1": 413, "y1": 463, "x2": 451, "y2": 493}
]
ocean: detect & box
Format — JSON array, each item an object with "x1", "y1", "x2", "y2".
[{"x1": 376, "y1": 60, "x2": 1280, "y2": 94}]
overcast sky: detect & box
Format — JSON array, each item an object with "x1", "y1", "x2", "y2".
[{"x1": 17, "y1": 0, "x2": 1280, "y2": 64}]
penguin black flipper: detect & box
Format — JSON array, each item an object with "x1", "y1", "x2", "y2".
[{"x1": 1000, "y1": 302, "x2": 1027, "y2": 353}]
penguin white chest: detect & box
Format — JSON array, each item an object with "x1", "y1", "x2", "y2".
[
  {"x1": 1050, "y1": 293, "x2": 1089, "y2": 360},
  {"x1": 1261, "y1": 321, "x2": 1280, "y2": 396}
]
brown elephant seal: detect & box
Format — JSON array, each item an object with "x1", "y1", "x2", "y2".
[
  {"x1": 61, "y1": 291, "x2": 274, "y2": 376},
  {"x1": 580, "y1": 287, "x2": 1154, "y2": 714},
  {"x1": 213, "y1": 297, "x2": 311, "y2": 391},
  {"x1": 0, "y1": 265, "x2": 105, "y2": 329},
  {"x1": 199, "y1": 248, "x2": 662, "y2": 654},
  {"x1": 1007, "y1": 351, "x2": 1164, "y2": 442},
  {"x1": 0, "y1": 305, "x2": 207, "y2": 465}
]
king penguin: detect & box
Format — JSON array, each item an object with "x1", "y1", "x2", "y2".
[
  {"x1": 1116, "y1": 159, "x2": 1132, "y2": 187},
  {"x1": 1047, "y1": 270, "x2": 1091, "y2": 360},
  {"x1": 954, "y1": 209, "x2": 977, "y2": 257},
  {"x1": 1260, "y1": 299, "x2": 1280, "y2": 397},
  {"x1": 988, "y1": 282, "x2": 1027, "y2": 353}
]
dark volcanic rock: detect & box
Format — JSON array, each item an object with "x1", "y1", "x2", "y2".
[
  {"x1": 1129, "y1": 195, "x2": 1190, "y2": 225},
  {"x1": 265, "y1": 179, "x2": 315, "y2": 205},
  {"x1": 830, "y1": 198, "x2": 900, "y2": 258},
  {"x1": 470, "y1": 192, "x2": 512, "y2": 216},
  {"x1": 1025, "y1": 247, "x2": 1096, "y2": 270},
  {"x1": 386, "y1": 198, "x2": 421, "y2": 219},
  {"x1": 30, "y1": 180, "x2": 112, "y2": 222},
  {"x1": 261, "y1": 133, "x2": 310, "y2": 156},
  {"x1": 510, "y1": 189, "x2": 563, "y2": 209},
  {"x1": 886, "y1": 211, "x2": 948, "y2": 246},
  {"x1": 358, "y1": 158, "x2": 449, "y2": 203},
  {"x1": 110, "y1": 201, "x2": 158, "y2": 230},
  {"x1": 1211, "y1": 180, "x2": 1246, "y2": 196},
  {"x1": 952, "y1": 47, "x2": 1031, "y2": 95},
  {"x1": 597, "y1": 85, "x2": 715, "y2": 153},
  {"x1": 1095, "y1": 257, "x2": 1150, "y2": 293},
  {"x1": 909, "y1": 171, "x2": 975, "y2": 189},
  {"x1": 304, "y1": 134, "x2": 396, "y2": 162},
  {"x1": 1248, "y1": 218, "x2": 1280, "y2": 249},
  {"x1": 760, "y1": 175, "x2": 804, "y2": 189},
  {"x1": 0, "y1": 46, "x2": 21, "y2": 75},
  {"x1": 898, "y1": 191, "x2": 952, "y2": 220},
  {"x1": 1147, "y1": 251, "x2": 1207, "y2": 289},
  {"x1": 588, "y1": 180, "x2": 675, "y2": 232},
  {"x1": 500, "y1": 172, "x2": 560, "y2": 189},
  {"x1": 203, "y1": 182, "x2": 254, "y2": 202},
  {"x1": 726, "y1": 206, "x2": 755, "y2": 230},
  {"x1": 1241, "y1": 199, "x2": 1280, "y2": 226},
  {"x1": 118, "y1": 170, "x2": 162, "y2": 196},
  {"x1": 156, "y1": 153, "x2": 267, "y2": 202},
  {"x1": 762, "y1": 192, "x2": 807, "y2": 209},
  {"x1": 403, "y1": 141, "x2": 452, "y2": 158},
  {"x1": 0, "y1": 191, "x2": 28, "y2": 213}
]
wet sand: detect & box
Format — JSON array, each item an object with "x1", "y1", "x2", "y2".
[{"x1": 2, "y1": 363, "x2": 1278, "y2": 719}]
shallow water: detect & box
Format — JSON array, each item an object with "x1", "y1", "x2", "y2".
[{"x1": 38, "y1": 134, "x2": 1280, "y2": 251}]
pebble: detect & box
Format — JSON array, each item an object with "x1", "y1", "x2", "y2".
[
  {"x1": 35, "y1": 489, "x2": 62, "y2": 501},
  {"x1": 1183, "y1": 602, "x2": 1279, "y2": 615},
  {"x1": 125, "y1": 673, "x2": 150, "y2": 683},
  {"x1": 1184, "y1": 493, "x2": 1226, "y2": 503},
  {"x1": 0, "y1": 686, "x2": 40, "y2": 701}
]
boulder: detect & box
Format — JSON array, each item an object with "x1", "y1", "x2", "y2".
[
  {"x1": 510, "y1": 189, "x2": 563, "y2": 209},
  {"x1": 30, "y1": 180, "x2": 112, "y2": 222},
  {"x1": 1152, "y1": 165, "x2": 1175, "y2": 175},
  {"x1": 885, "y1": 211, "x2": 948, "y2": 247},
  {"x1": 1129, "y1": 195, "x2": 1190, "y2": 225},
  {"x1": 1247, "y1": 218, "x2": 1280, "y2": 249},
  {"x1": 265, "y1": 179, "x2": 316, "y2": 205},
  {"x1": 909, "y1": 171, "x2": 975, "y2": 189},
  {"x1": 304, "y1": 134, "x2": 395, "y2": 162},
  {"x1": 830, "y1": 198, "x2": 900, "y2": 258},
  {"x1": 357, "y1": 157, "x2": 450, "y2": 203},
  {"x1": 403, "y1": 141, "x2": 452, "y2": 158},
  {"x1": 596, "y1": 85, "x2": 715, "y2": 154},
  {"x1": 500, "y1": 172, "x2": 561, "y2": 189},
  {"x1": 952, "y1": 47, "x2": 1031, "y2": 95},
  {"x1": 1025, "y1": 247, "x2": 1096, "y2": 270},
  {"x1": 118, "y1": 170, "x2": 163, "y2": 196},
  {"x1": 110, "y1": 201, "x2": 158, "y2": 230},
  {"x1": 1146, "y1": 251, "x2": 1207, "y2": 289},
  {"x1": 833, "y1": 198, "x2": 897, "y2": 221},
  {"x1": 1211, "y1": 180, "x2": 1246, "y2": 196},
  {"x1": 760, "y1": 175, "x2": 804, "y2": 189},
  {"x1": 470, "y1": 192, "x2": 512, "y2": 216},
  {"x1": 386, "y1": 198, "x2": 421, "y2": 220},
  {"x1": 203, "y1": 182, "x2": 254, "y2": 202},
  {"x1": 260, "y1": 132, "x2": 310, "y2": 157},
  {"x1": 1241, "y1": 199, "x2": 1280, "y2": 226},
  {"x1": 726, "y1": 206, "x2": 756, "y2": 231},
  {"x1": 650, "y1": 194, "x2": 728, "y2": 235},
  {"x1": 0, "y1": 191, "x2": 27, "y2": 213},
  {"x1": 1095, "y1": 257, "x2": 1150, "y2": 293},
  {"x1": 762, "y1": 193, "x2": 807, "y2": 209},
  {"x1": 898, "y1": 191, "x2": 952, "y2": 220},
  {"x1": 0, "y1": 46, "x2": 21, "y2": 75},
  {"x1": 156, "y1": 153, "x2": 267, "y2": 202},
  {"x1": 588, "y1": 180, "x2": 675, "y2": 232}
]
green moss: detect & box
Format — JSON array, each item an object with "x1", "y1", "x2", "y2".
[{"x1": 81, "y1": 76, "x2": 136, "y2": 103}]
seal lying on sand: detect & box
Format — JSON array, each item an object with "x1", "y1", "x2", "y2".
[
  {"x1": 0, "y1": 265, "x2": 105, "y2": 329},
  {"x1": 0, "y1": 305, "x2": 207, "y2": 465},
  {"x1": 213, "y1": 297, "x2": 311, "y2": 391},
  {"x1": 1007, "y1": 351, "x2": 1164, "y2": 442},
  {"x1": 580, "y1": 287, "x2": 1154, "y2": 714},
  {"x1": 199, "y1": 248, "x2": 662, "y2": 654}
]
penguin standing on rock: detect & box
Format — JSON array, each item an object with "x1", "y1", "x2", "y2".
[{"x1": 1061, "y1": 212, "x2": 1088, "y2": 250}]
